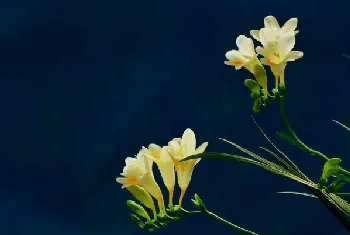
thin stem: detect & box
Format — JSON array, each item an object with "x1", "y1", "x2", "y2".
[
  {"x1": 204, "y1": 210, "x2": 258, "y2": 235},
  {"x1": 279, "y1": 92, "x2": 329, "y2": 161}
]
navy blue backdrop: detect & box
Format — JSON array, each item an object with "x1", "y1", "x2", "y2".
[{"x1": 1, "y1": 0, "x2": 350, "y2": 234}]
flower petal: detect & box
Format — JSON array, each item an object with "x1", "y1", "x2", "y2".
[
  {"x1": 259, "y1": 28, "x2": 279, "y2": 47},
  {"x1": 139, "y1": 172, "x2": 163, "y2": 200},
  {"x1": 148, "y1": 144, "x2": 161, "y2": 158},
  {"x1": 285, "y1": 51, "x2": 303, "y2": 61},
  {"x1": 264, "y1": 16, "x2": 280, "y2": 29},
  {"x1": 250, "y1": 30, "x2": 260, "y2": 41},
  {"x1": 195, "y1": 142, "x2": 208, "y2": 154},
  {"x1": 225, "y1": 50, "x2": 249, "y2": 67},
  {"x1": 236, "y1": 35, "x2": 255, "y2": 58},
  {"x1": 278, "y1": 34, "x2": 296, "y2": 59},
  {"x1": 281, "y1": 18, "x2": 298, "y2": 35},
  {"x1": 158, "y1": 147, "x2": 175, "y2": 190},
  {"x1": 181, "y1": 128, "x2": 196, "y2": 156}
]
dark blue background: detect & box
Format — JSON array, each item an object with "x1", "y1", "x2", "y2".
[{"x1": 1, "y1": 0, "x2": 350, "y2": 234}]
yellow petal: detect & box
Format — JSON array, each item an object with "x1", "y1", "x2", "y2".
[
  {"x1": 148, "y1": 144, "x2": 161, "y2": 159},
  {"x1": 250, "y1": 30, "x2": 260, "y2": 41},
  {"x1": 158, "y1": 147, "x2": 175, "y2": 190},
  {"x1": 139, "y1": 172, "x2": 163, "y2": 201},
  {"x1": 277, "y1": 34, "x2": 295, "y2": 59},
  {"x1": 225, "y1": 50, "x2": 249, "y2": 66},
  {"x1": 175, "y1": 160, "x2": 197, "y2": 189},
  {"x1": 181, "y1": 128, "x2": 196, "y2": 156},
  {"x1": 264, "y1": 16, "x2": 280, "y2": 29},
  {"x1": 236, "y1": 35, "x2": 255, "y2": 58},
  {"x1": 280, "y1": 18, "x2": 298, "y2": 35},
  {"x1": 285, "y1": 51, "x2": 303, "y2": 62},
  {"x1": 194, "y1": 142, "x2": 209, "y2": 164}
]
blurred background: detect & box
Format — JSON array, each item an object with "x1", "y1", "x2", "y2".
[{"x1": 1, "y1": 0, "x2": 350, "y2": 234}]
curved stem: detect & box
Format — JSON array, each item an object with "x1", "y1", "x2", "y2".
[
  {"x1": 204, "y1": 209, "x2": 258, "y2": 235},
  {"x1": 279, "y1": 92, "x2": 329, "y2": 161}
]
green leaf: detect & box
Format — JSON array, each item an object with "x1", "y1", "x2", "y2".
[
  {"x1": 322, "y1": 158, "x2": 342, "y2": 179},
  {"x1": 259, "y1": 146, "x2": 291, "y2": 171},
  {"x1": 332, "y1": 119, "x2": 350, "y2": 132},
  {"x1": 250, "y1": 116, "x2": 309, "y2": 181},
  {"x1": 277, "y1": 191, "x2": 318, "y2": 198},
  {"x1": 244, "y1": 79, "x2": 260, "y2": 94},
  {"x1": 182, "y1": 151, "x2": 317, "y2": 189}
]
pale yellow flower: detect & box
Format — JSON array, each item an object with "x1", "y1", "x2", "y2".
[
  {"x1": 143, "y1": 144, "x2": 175, "y2": 208},
  {"x1": 250, "y1": 16, "x2": 302, "y2": 88},
  {"x1": 167, "y1": 128, "x2": 208, "y2": 207},
  {"x1": 256, "y1": 29, "x2": 303, "y2": 87},
  {"x1": 225, "y1": 35, "x2": 268, "y2": 94},
  {"x1": 250, "y1": 15, "x2": 299, "y2": 42},
  {"x1": 116, "y1": 150, "x2": 165, "y2": 212},
  {"x1": 224, "y1": 35, "x2": 259, "y2": 73}
]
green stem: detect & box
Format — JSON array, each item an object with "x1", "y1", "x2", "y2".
[
  {"x1": 279, "y1": 92, "x2": 329, "y2": 161},
  {"x1": 204, "y1": 210, "x2": 258, "y2": 235}
]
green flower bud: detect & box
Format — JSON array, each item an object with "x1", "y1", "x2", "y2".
[{"x1": 127, "y1": 200, "x2": 151, "y2": 221}]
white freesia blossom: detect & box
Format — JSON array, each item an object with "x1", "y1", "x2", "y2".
[
  {"x1": 250, "y1": 15, "x2": 299, "y2": 42},
  {"x1": 245, "y1": 16, "x2": 303, "y2": 88},
  {"x1": 167, "y1": 128, "x2": 208, "y2": 207},
  {"x1": 116, "y1": 149, "x2": 165, "y2": 212},
  {"x1": 143, "y1": 144, "x2": 175, "y2": 208},
  {"x1": 256, "y1": 28, "x2": 303, "y2": 87},
  {"x1": 224, "y1": 35, "x2": 259, "y2": 73}
]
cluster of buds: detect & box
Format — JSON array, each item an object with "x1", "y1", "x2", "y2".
[
  {"x1": 116, "y1": 129, "x2": 208, "y2": 231},
  {"x1": 224, "y1": 16, "x2": 303, "y2": 112}
]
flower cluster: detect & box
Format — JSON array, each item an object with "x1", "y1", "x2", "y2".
[
  {"x1": 225, "y1": 16, "x2": 303, "y2": 96},
  {"x1": 116, "y1": 128, "x2": 208, "y2": 220}
]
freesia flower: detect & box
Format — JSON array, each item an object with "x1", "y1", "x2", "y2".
[
  {"x1": 225, "y1": 35, "x2": 268, "y2": 95},
  {"x1": 250, "y1": 15, "x2": 299, "y2": 42},
  {"x1": 167, "y1": 128, "x2": 208, "y2": 207},
  {"x1": 256, "y1": 28, "x2": 303, "y2": 87},
  {"x1": 116, "y1": 150, "x2": 165, "y2": 212},
  {"x1": 250, "y1": 16, "x2": 303, "y2": 88},
  {"x1": 225, "y1": 35, "x2": 258, "y2": 72},
  {"x1": 143, "y1": 144, "x2": 176, "y2": 208}
]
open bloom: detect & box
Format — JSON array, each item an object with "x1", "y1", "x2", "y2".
[
  {"x1": 250, "y1": 15, "x2": 299, "y2": 42},
  {"x1": 143, "y1": 144, "x2": 175, "y2": 208},
  {"x1": 256, "y1": 28, "x2": 303, "y2": 87},
  {"x1": 116, "y1": 149, "x2": 165, "y2": 212},
  {"x1": 224, "y1": 35, "x2": 259, "y2": 73},
  {"x1": 167, "y1": 128, "x2": 208, "y2": 207},
  {"x1": 225, "y1": 35, "x2": 268, "y2": 93},
  {"x1": 250, "y1": 16, "x2": 303, "y2": 88}
]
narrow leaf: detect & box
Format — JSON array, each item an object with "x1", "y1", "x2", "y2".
[
  {"x1": 332, "y1": 119, "x2": 350, "y2": 132},
  {"x1": 277, "y1": 191, "x2": 317, "y2": 198}
]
